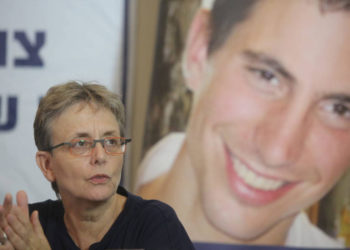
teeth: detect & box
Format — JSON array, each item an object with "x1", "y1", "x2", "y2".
[{"x1": 233, "y1": 157, "x2": 284, "y2": 191}]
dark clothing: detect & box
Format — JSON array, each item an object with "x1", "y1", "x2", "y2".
[
  {"x1": 29, "y1": 186, "x2": 194, "y2": 250},
  {"x1": 193, "y1": 242, "x2": 344, "y2": 250}
]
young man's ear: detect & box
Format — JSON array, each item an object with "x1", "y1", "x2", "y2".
[
  {"x1": 36, "y1": 151, "x2": 56, "y2": 183},
  {"x1": 182, "y1": 9, "x2": 210, "y2": 91}
]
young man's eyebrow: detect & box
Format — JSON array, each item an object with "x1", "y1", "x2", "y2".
[
  {"x1": 324, "y1": 93, "x2": 350, "y2": 103},
  {"x1": 242, "y1": 50, "x2": 295, "y2": 82}
]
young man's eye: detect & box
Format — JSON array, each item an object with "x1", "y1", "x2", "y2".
[
  {"x1": 260, "y1": 70, "x2": 278, "y2": 85},
  {"x1": 244, "y1": 66, "x2": 289, "y2": 99},
  {"x1": 322, "y1": 101, "x2": 350, "y2": 118},
  {"x1": 319, "y1": 100, "x2": 350, "y2": 129},
  {"x1": 247, "y1": 67, "x2": 279, "y2": 86},
  {"x1": 333, "y1": 103, "x2": 350, "y2": 117}
]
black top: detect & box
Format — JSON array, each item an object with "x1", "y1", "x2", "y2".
[
  {"x1": 193, "y1": 242, "x2": 341, "y2": 250},
  {"x1": 29, "y1": 186, "x2": 194, "y2": 250}
]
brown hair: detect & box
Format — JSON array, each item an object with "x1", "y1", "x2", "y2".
[
  {"x1": 34, "y1": 81, "x2": 125, "y2": 196},
  {"x1": 207, "y1": 0, "x2": 350, "y2": 55}
]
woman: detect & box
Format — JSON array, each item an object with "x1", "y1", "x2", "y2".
[{"x1": 0, "y1": 81, "x2": 193, "y2": 250}]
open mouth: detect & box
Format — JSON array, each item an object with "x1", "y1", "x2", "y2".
[{"x1": 225, "y1": 146, "x2": 295, "y2": 205}]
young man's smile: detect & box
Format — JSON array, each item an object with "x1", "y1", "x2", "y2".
[{"x1": 225, "y1": 146, "x2": 296, "y2": 206}]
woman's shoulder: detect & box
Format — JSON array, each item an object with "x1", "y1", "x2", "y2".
[
  {"x1": 119, "y1": 186, "x2": 186, "y2": 232},
  {"x1": 29, "y1": 199, "x2": 63, "y2": 214},
  {"x1": 116, "y1": 187, "x2": 194, "y2": 249},
  {"x1": 120, "y1": 186, "x2": 176, "y2": 219},
  {"x1": 29, "y1": 199, "x2": 64, "y2": 230}
]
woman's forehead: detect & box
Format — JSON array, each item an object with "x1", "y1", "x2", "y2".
[{"x1": 49, "y1": 103, "x2": 119, "y2": 139}]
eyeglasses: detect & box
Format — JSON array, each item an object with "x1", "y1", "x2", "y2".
[{"x1": 46, "y1": 137, "x2": 132, "y2": 156}]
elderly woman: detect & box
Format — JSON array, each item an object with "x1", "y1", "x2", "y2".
[{"x1": 0, "y1": 82, "x2": 193, "y2": 250}]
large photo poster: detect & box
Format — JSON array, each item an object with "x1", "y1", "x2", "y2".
[
  {"x1": 136, "y1": 0, "x2": 350, "y2": 248},
  {"x1": 0, "y1": 0, "x2": 126, "y2": 202}
]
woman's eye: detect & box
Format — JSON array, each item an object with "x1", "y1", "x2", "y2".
[
  {"x1": 106, "y1": 138, "x2": 120, "y2": 146},
  {"x1": 77, "y1": 140, "x2": 86, "y2": 146},
  {"x1": 73, "y1": 139, "x2": 89, "y2": 148}
]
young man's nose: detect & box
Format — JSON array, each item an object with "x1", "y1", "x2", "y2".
[{"x1": 255, "y1": 106, "x2": 311, "y2": 168}]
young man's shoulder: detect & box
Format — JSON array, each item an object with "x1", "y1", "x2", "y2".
[
  {"x1": 286, "y1": 212, "x2": 344, "y2": 248},
  {"x1": 135, "y1": 132, "x2": 185, "y2": 190}
]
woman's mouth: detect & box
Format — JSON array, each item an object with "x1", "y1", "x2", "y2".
[
  {"x1": 89, "y1": 174, "x2": 110, "y2": 184},
  {"x1": 225, "y1": 147, "x2": 295, "y2": 206}
]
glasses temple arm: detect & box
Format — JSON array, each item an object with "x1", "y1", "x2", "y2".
[{"x1": 46, "y1": 142, "x2": 71, "y2": 151}]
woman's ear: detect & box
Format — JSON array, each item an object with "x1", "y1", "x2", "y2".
[
  {"x1": 36, "y1": 151, "x2": 56, "y2": 182},
  {"x1": 182, "y1": 9, "x2": 211, "y2": 92}
]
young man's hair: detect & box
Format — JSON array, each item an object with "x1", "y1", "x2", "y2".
[
  {"x1": 208, "y1": 0, "x2": 256, "y2": 55},
  {"x1": 208, "y1": 0, "x2": 350, "y2": 55}
]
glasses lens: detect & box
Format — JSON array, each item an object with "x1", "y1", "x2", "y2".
[
  {"x1": 71, "y1": 138, "x2": 93, "y2": 155},
  {"x1": 104, "y1": 137, "x2": 126, "y2": 154}
]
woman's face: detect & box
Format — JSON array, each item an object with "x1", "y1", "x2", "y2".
[{"x1": 46, "y1": 103, "x2": 124, "y2": 202}]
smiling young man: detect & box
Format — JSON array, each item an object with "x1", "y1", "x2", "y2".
[{"x1": 136, "y1": 0, "x2": 350, "y2": 248}]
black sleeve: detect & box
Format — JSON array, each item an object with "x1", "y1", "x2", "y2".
[
  {"x1": 138, "y1": 201, "x2": 194, "y2": 250},
  {"x1": 28, "y1": 200, "x2": 63, "y2": 237},
  {"x1": 28, "y1": 200, "x2": 53, "y2": 230}
]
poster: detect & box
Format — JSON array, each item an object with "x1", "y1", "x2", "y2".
[{"x1": 136, "y1": 0, "x2": 350, "y2": 248}]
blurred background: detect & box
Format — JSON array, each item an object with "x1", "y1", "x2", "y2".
[{"x1": 1, "y1": 0, "x2": 349, "y2": 246}]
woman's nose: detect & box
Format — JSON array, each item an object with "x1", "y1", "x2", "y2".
[{"x1": 90, "y1": 141, "x2": 107, "y2": 165}]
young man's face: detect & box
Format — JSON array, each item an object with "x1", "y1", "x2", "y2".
[{"x1": 186, "y1": 0, "x2": 350, "y2": 241}]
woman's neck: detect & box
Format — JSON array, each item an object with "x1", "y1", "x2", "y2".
[{"x1": 62, "y1": 193, "x2": 126, "y2": 250}]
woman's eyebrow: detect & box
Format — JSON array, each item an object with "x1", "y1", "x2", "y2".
[
  {"x1": 242, "y1": 50, "x2": 295, "y2": 82},
  {"x1": 74, "y1": 132, "x2": 90, "y2": 138},
  {"x1": 72, "y1": 130, "x2": 119, "y2": 138},
  {"x1": 103, "y1": 130, "x2": 118, "y2": 136}
]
